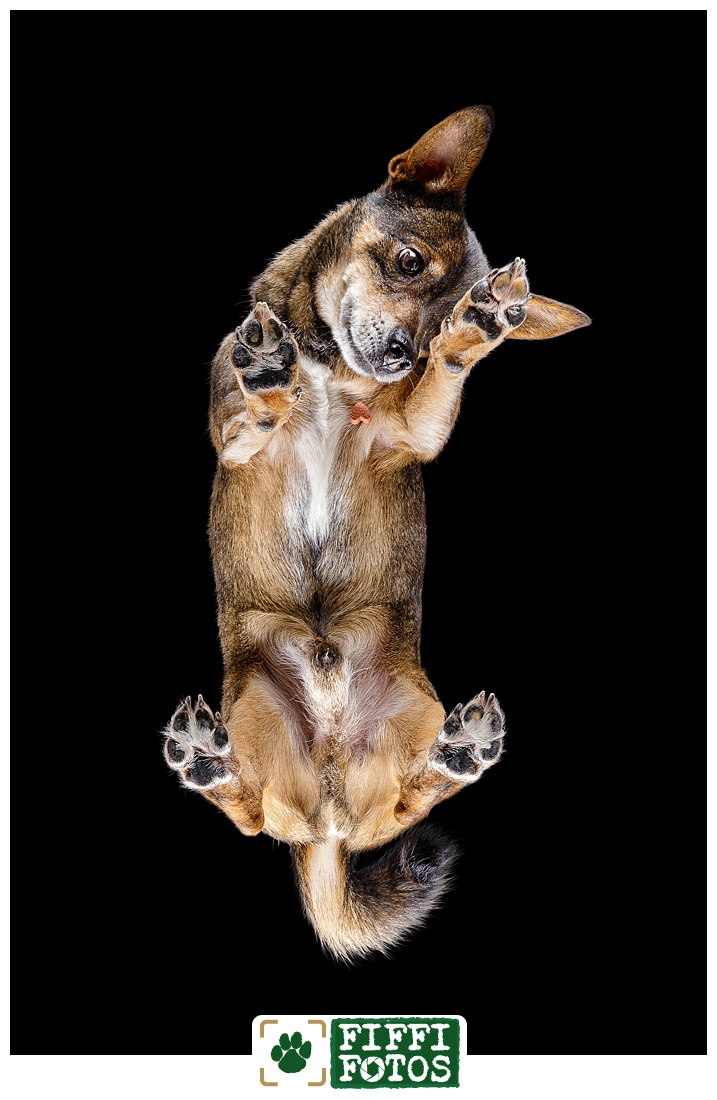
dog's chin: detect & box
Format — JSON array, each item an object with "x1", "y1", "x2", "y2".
[
  {"x1": 339, "y1": 334, "x2": 413, "y2": 385},
  {"x1": 372, "y1": 363, "x2": 413, "y2": 384}
]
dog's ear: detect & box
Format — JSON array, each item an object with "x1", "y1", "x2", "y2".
[
  {"x1": 386, "y1": 105, "x2": 494, "y2": 198},
  {"x1": 505, "y1": 294, "x2": 592, "y2": 339}
]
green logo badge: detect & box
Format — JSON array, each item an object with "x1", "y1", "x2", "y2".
[
  {"x1": 330, "y1": 1017, "x2": 460, "y2": 1088},
  {"x1": 271, "y1": 1030, "x2": 313, "y2": 1074}
]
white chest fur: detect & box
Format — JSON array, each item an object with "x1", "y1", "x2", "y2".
[{"x1": 284, "y1": 357, "x2": 346, "y2": 545}]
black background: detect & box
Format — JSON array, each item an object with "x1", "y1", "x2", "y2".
[{"x1": 12, "y1": 15, "x2": 704, "y2": 1054}]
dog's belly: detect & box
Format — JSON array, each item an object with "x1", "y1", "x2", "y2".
[
  {"x1": 211, "y1": 358, "x2": 427, "y2": 693},
  {"x1": 275, "y1": 358, "x2": 425, "y2": 599}
]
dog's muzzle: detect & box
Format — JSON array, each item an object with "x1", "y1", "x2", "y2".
[{"x1": 377, "y1": 327, "x2": 415, "y2": 378}]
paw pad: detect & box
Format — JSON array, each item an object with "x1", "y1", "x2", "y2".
[
  {"x1": 270, "y1": 1031, "x2": 312, "y2": 1073},
  {"x1": 232, "y1": 302, "x2": 299, "y2": 393},
  {"x1": 163, "y1": 695, "x2": 234, "y2": 791},
  {"x1": 456, "y1": 258, "x2": 530, "y2": 341},
  {"x1": 429, "y1": 690, "x2": 506, "y2": 782}
]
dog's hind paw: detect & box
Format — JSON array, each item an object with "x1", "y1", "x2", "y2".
[
  {"x1": 427, "y1": 690, "x2": 505, "y2": 782},
  {"x1": 232, "y1": 302, "x2": 300, "y2": 393},
  {"x1": 163, "y1": 695, "x2": 266, "y2": 835},
  {"x1": 163, "y1": 695, "x2": 236, "y2": 791}
]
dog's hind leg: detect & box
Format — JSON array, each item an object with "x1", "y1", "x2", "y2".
[
  {"x1": 210, "y1": 302, "x2": 302, "y2": 467},
  {"x1": 163, "y1": 695, "x2": 264, "y2": 835},
  {"x1": 393, "y1": 691, "x2": 506, "y2": 827}
]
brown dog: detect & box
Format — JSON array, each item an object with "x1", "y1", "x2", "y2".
[{"x1": 163, "y1": 106, "x2": 589, "y2": 961}]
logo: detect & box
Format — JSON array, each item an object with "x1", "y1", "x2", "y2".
[
  {"x1": 331, "y1": 1018, "x2": 459, "y2": 1089},
  {"x1": 254, "y1": 1016, "x2": 462, "y2": 1089}
]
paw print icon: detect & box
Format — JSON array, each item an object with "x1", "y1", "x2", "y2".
[
  {"x1": 257, "y1": 1017, "x2": 327, "y2": 1087},
  {"x1": 271, "y1": 1031, "x2": 312, "y2": 1073}
]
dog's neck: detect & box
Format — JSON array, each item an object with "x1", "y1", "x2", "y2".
[{"x1": 250, "y1": 199, "x2": 368, "y2": 375}]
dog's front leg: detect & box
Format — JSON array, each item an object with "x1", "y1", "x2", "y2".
[
  {"x1": 398, "y1": 259, "x2": 531, "y2": 460},
  {"x1": 210, "y1": 302, "x2": 302, "y2": 467},
  {"x1": 394, "y1": 691, "x2": 506, "y2": 827}
]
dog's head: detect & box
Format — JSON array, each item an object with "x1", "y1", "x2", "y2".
[{"x1": 318, "y1": 106, "x2": 586, "y2": 383}]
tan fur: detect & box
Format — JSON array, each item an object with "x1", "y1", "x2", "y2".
[{"x1": 166, "y1": 107, "x2": 590, "y2": 960}]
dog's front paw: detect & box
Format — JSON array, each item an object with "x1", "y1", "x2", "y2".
[
  {"x1": 427, "y1": 690, "x2": 505, "y2": 782},
  {"x1": 217, "y1": 302, "x2": 303, "y2": 463},
  {"x1": 435, "y1": 259, "x2": 530, "y2": 373},
  {"x1": 459, "y1": 258, "x2": 530, "y2": 339},
  {"x1": 232, "y1": 302, "x2": 300, "y2": 393}
]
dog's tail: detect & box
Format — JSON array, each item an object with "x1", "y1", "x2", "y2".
[{"x1": 290, "y1": 824, "x2": 458, "y2": 963}]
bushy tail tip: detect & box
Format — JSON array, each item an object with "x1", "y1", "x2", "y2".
[{"x1": 292, "y1": 823, "x2": 459, "y2": 963}]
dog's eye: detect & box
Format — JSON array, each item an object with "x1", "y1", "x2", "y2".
[{"x1": 397, "y1": 247, "x2": 424, "y2": 277}]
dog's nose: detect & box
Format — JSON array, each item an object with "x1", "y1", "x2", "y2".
[{"x1": 383, "y1": 328, "x2": 415, "y2": 372}]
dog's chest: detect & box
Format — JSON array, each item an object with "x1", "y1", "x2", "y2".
[{"x1": 280, "y1": 358, "x2": 358, "y2": 545}]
